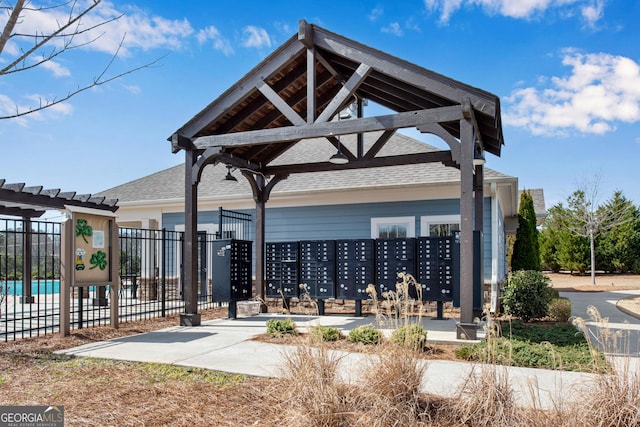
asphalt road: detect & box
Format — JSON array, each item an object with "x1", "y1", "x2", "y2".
[{"x1": 560, "y1": 289, "x2": 640, "y2": 356}]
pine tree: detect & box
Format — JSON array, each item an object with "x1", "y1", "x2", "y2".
[{"x1": 511, "y1": 190, "x2": 540, "y2": 271}]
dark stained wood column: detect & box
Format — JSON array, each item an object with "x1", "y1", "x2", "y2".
[
  {"x1": 458, "y1": 114, "x2": 476, "y2": 340},
  {"x1": 474, "y1": 162, "x2": 485, "y2": 318},
  {"x1": 180, "y1": 149, "x2": 201, "y2": 326},
  {"x1": 254, "y1": 175, "x2": 267, "y2": 309}
]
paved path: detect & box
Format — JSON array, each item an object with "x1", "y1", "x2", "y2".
[
  {"x1": 561, "y1": 289, "x2": 640, "y2": 356},
  {"x1": 57, "y1": 313, "x2": 605, "y2": 410}
]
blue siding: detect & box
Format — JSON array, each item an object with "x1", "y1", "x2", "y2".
[{"x1": 162, "y1": 198, "x2": 497, "y2": 282}]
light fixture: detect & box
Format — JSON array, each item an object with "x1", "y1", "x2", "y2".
[
  {"x1": 328, "y1": 114, "x2": 349, "y2": 164},
  {"x1": 473, "y1": 147, "x2": 486, "y2": 166},
  {"x1": 329, "y1": 150, "x2": 349, "y2": 164},
  {"x1": 224, "y1": 164, "x2": 237, "y2": 181}
]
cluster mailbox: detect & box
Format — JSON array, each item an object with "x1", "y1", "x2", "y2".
[
  {"x1": 300, "y1": 240, "x2": 336, "y2": 299},
  {"x1": 417, "y1": 235, "x2": 460, "y2": 304},
  {"x1": 336, "y1": 239, "x2": 375, "y2": 300},
  {"x1": 265, "y1": 236, "x2": 461, "y2": 308},
  {"x1": 375, "y1": 238, "x2": 417, "y2": 297},
  {"x1": 211, "y1": 239, "x2": 253, "y2": 303},
  {"x1": 265, "y1": 241, "x2": 300, "y2": 298}
]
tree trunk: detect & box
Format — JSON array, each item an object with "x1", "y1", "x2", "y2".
[{"x1": 590, "y1": 232, "x2": 596, "y2": 285}]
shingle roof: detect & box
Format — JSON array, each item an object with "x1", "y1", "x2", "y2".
[
  {"x1": 97, "y1": 132, "x2": 514, "y2": 204},
  {"x1": 518, "y1": 188, "x2": 547, "y2": 222}
]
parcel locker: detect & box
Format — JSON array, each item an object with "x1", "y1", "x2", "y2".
[
  {"x1": 336, "y1": 239, "x2": 375, "y2": 300},
  {"x1": 299, "y1": 240, "x2": 336, "y2": 299},
  {"x1": 417, "y1": 236, "x2": 459, "y2": 302},
  {"x1": 265, "y1": 241, "x2": 300, "y2": 298},
  {"x1": 211, "y1": 239, "x2": 253, "y2": 302},
  {"x1": 375, "y1": 238, "x2": 416, "y2": 297}
]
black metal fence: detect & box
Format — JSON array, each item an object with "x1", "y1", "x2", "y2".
[{"x1": 0, "y1": 210, "x2": 252, "y2": 341}]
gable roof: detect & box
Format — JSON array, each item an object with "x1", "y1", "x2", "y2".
[
  {"x1": 98, "y1": 132, "x2": 514, "y2": 204},
  {"x1": 170, "y1": 20, "x2": 503, "y2": 175}
]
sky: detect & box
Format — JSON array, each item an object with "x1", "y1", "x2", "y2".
[{"x1": 1, "y1": 0, "x2": 639, "y2": 212}]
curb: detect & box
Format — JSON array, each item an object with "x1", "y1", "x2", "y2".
[{"x1": 615, "y1": 295, "x2": 640, "y2": 321}]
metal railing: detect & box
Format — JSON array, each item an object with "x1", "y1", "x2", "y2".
[{"x1": 0, "y1": 210, "x2": 252, "y2": 341}]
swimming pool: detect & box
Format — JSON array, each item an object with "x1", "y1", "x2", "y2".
[{"x1": 1, "y1": 280, "x2": 61, "y2": 295}]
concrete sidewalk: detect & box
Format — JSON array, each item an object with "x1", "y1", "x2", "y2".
[{"x1": 57, "y1": 313, "x2": 604, "y2": 410}]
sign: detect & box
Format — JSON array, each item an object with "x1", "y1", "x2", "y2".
[
  {"x1": 73, "y1": 213, "x2": 111, "y2": 283},
  {"x1": 0, "y1": 406, "x2": 64, "y2": 427}
]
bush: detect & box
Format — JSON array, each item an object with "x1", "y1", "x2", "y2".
[
  {"x1": 391, "y1": 323, "x2": 428, "y2": 351},
  {"x1": 310, "y1": 325, "x2": 341, "y2": 342},
  {"x1": 548, "y1": 297, "x2": 572, "y2": 322},
  {"x1": 266, "y1": 318, "x2": 297, "y2": 337},
  {"x1": 348, "y1": 325, "x2": 381, "y2": 345},
  {"x1": 501, "y1": 270, "x2": 554, "y2": 322}
]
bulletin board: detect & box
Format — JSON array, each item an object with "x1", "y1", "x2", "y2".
[{"x1": 71, "y1": 210, "x2": 115, "y2": 285}]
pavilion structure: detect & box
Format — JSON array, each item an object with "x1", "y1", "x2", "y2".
[{"x1": 169, "y1": 20, "x2": 504, "y2": 339}]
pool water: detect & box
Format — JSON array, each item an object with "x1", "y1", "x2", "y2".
[{"x1": 1, "y1": 280, "x2": 61, "y2": 295}]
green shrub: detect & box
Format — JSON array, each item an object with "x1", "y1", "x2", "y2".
[
  {"x1": 548, "y1": 297, "x2": 572, "y2": 322},
  {"x1": 391, "y1": 323, "x2": 428, "y2": 351},
  {"x1": 456, "y1": 321, "x2": 604, "y2": 372},
  {"x1": 501, "y1": 270, "x2": 555, "y2": 322},
  {"x1": 348, "y1": 325, "x2": 381, "y2": 345},
  {"x1": 266, "y1": 318, "x2": 298, "y2": 337},
  {"x1": 310, "y1": 325, "x2": 341, "y2": 342}
]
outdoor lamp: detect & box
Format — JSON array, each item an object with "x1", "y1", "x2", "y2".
[
  {"x1": 329, "y1": 150, "x2": 349, "y2": 164},
  {"x1": 224, "y1": 164, "x2": 238, "y2": 181}
]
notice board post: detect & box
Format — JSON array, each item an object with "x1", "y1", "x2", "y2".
[{"x1": 60, "y1": 206, "x2": 119, "y2": 336}]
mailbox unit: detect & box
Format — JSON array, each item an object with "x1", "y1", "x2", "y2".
[
  {"x1": 211, "y1": 239, "x2": 253, "y2": 302},
  {"x1": 265, "y1": 241, "x2": 300, "y2": 298}
]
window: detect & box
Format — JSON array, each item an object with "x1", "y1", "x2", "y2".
[
  {"x1": 371, "y1": 217, "x2": 415, "y2": 238},
  {"x1": 420, "y1": 215, "x2": 460, "y2": 237}
]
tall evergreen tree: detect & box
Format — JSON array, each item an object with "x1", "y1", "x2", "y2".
[{"x1": 511, "y1": 190, "x2": 540, "y2": 271}]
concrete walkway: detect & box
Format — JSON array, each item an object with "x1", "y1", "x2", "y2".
[{"x1": 57, "y1": 313, "x2": 605, "y2": 410}]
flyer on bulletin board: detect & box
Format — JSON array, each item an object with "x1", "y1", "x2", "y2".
[{"x1": 74, "y1": 213, "x2": 111, "y2": 283}]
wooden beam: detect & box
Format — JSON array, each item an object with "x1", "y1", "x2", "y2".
[
  {"x1": 307, "y1": 47, "x2": 316, "y2": 123},
  {"x1": 173, "y1": 38, "x2": 306, "y2": 139},
  {"x1": 192, "y1": 106, "x2": 463, "y2": 149},
  {"x1": 462, "y1": 97, "x2": 484, "y2": 150},
  {"x1": 265, "y1": 151, "x2": 453, "y2": 175},
  {"x1": 417, "y1": 123, "x2": 461, "y2": 165},
  {"x1": 311, "y1": 26, "x2": 498, "y2": 118},
  {"x1": 0, "y1": 205, "x2": 44, "y2": 218},
  {"x1": 363, "y1": 129, "x2": 395, "y2": 159},
  {"x1": 257, "y1": 81, "x2": 306, "y2": 126},
  {"x1": 315, "y1": 63, "x2": 371, "y2": 123},
  {"x1": 298, "y1": 19, "x2": 313, "y2": 48},
  {"x1": 171, "y1": 133, "x2": 195, "y2": 153}
]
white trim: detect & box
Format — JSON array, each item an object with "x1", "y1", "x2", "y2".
[
  {"x1": 174, "y1": 223, "x2": 217, "y2": 234},
  {"x1": 491, "y1": 182, "x2": 499, "y2": 313},
  {"x1": 370, "y1": 216, "x2": 415, "y2": 238},
  {"x1": 419, "y1": 214, "x2": 460, "y2": 237}
]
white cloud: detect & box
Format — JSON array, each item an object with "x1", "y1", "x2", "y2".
[
  {"x1": 35, "y1": 57, "x2": 71, "y2": 78},
  {"x1": 369, "y1": 7, "x2": 384, "y2": 22},
  {"x1": 241, "y1": 26, "x2": 272, "y2": 49},
  {"x1": 0, "y1": 93, "x2": 73, "y2": 124},
  {"x1": 197, "y1": 26, "x2": 234, "y2": 56},
  {"x1": 381, "y1": 22, "x2": 403, "y2": 36},
  {"x1": 4, "y1": 1, "x2": 195, "y2": 58},
  {"x1": 424, "y1": 0, "x2": 606, "y2": 26},
  {"x1": 503, "y1": 51, "x2": 640, "y2": 136},
  {"x1": 122, "y1": 84, "x2": 141, "y2": 95}
]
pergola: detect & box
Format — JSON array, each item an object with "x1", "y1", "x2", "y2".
[
  {"x1": 0, "y1": 179, "x2": 118, "y2": 303},
  {"x1": 169, "y1": 20, "x2": 504, "y2": 339}
]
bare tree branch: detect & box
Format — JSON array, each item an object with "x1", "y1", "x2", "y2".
[
  {"x1": 0, "y1": 0, "x2": 166, "y2": 120},
  {"x1": 0, "y1": 0, "x2": 26, "y2": 56},
  {"x1": 1, "y1": 0, "x2": 102, "y2": 75},
  {"x1": 1, "y1": 35, "x2": 167, "y2": 120}
]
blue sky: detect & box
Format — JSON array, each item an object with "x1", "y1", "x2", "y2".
[{"x1": 1, "y1": 0, "x2": 639, "y2": 210}]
